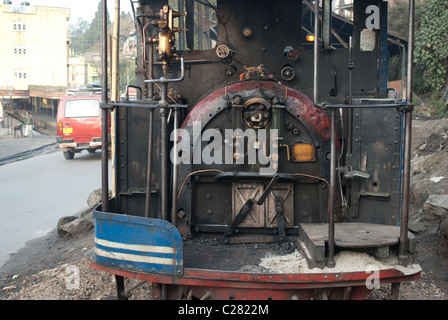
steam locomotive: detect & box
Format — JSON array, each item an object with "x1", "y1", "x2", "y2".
[{"x1": 89, "y1": 0, "x2": 421, "y2": 300}]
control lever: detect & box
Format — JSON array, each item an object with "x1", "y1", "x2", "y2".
[
  {"x1": 340, "y1": 166, "x2": 370, "y2": 180},
  {"x1": 224, "y1": 174, "x2": 280, "y2": 239}
]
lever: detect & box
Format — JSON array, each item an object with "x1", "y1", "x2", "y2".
[{"x1": 340, "y1": 166, "x2": 370, "y2": 180}]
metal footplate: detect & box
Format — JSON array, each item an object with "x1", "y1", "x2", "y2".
[{"x1": 297, "y1": 222, "x2": 416, "y2": 269}]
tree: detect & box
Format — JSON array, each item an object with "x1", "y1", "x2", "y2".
[
  {"x1": 118, "y1": 11, "x2": 137, "y2": 92},
  {"x1": 387, "y1": 1, "x2": 411, "y2": 82},
  {"x1": 69, "y1": 18, "x2": 90, "y2": 55},
  {"x1": 68, "y1": 3, "x2": 136, "y2": 92},
  {"x1": 68, "y1": 3, "x2": 110, "y2": 55},
  {"x1": 119, "y1": 11, "x2": 135, "y2": 43},
  {"x1": 83, "y1": 2, "x2": 111, "y2": 53},
  {"x1": 388, "y1": 0, "x2": 409, "y2": 41},
  {"x1": 414, "y1": 0, "x2": 448, "y2": 96},
  {"x1": 119, "y1": 55, "x2": 137, "y2": 93}
]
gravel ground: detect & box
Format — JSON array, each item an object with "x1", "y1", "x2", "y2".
[{"x1": 0, "y1": 228, "x2": 153, "y2": 300}]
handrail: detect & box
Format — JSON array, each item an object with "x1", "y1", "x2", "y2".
[{"x1": 320, "y1": 101, "x2": 413, "y2": 110}]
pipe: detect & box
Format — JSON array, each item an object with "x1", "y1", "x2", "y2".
[
  {"x1": 347, "y1": 37, "x2": 354, "y2": 155},
  {"x1": 160, "y1": 82, "x2": 169, "y2": 221},
  {"x1": 401, "y1": 45, "x2": 407, "y2": 99},
  {"x1": 406, "y1": 3, "x2": 415, "y2": 105},
  {"x1": 111, "y1": 0, "x2": 120, "y2": 102},
  {"x1": 101, "y1": 0, "x2": 109, "y2": 212},
  {"x1": 110, "y1": 0, "x2": 120, "y2": 200},
  {"x1": 171, "y1": 107, "x2": 179, "y2": 226},
  {"x1": 148, "y1": 40, "x2": 155, "y2": 97},
  {"x1": 313, "y1": 0, "x2": 319, "y2": 105},
  {"x1": 145, "y1": 57, "x2": 186, "y2": 84},
  {"x1": 144, "y1": 108, "x2": 154, "y2": 218},
  {"x1": 398, "y1": 0, "x2": 415, "y2": 266},
  {"x1": 144, "y1": 58, "x2": 185, "y2": 221},
  {"x1": 399, "y1": 110, "x2": 412, "y2": 264},
  {"x1": 327, "y1": 109, "x2": 336, "y2": 268}
]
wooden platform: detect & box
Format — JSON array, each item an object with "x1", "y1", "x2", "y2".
[{"x1": 297, "y1": 223, "x2": 416, "y2": 268}]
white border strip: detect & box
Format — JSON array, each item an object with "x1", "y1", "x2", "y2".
[
  {"x1": 95, "y1": 238, "x2": 176, "y2": 254},
  {"x1": 94, "y1": 247, "x2": 176, "y2": 265}
]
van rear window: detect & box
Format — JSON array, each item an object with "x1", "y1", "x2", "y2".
[{"x1": 64, "y1": 99, "x2": 100, "y2": 118}]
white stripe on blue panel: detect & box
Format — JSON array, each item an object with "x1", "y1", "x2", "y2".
[
  {"x1": 94, "y1": 247, "x2": 176, "y2": 265},
  {"x1": 95, "y1": 238, "x2": 176, "y2": 254}
]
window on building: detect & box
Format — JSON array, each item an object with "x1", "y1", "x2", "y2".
[
  {"x1": 14, "y1": 45, "x2": 27, "y2": 55},
  {"x1": 13, "y1": 20, "x2": 26, "y2": 32},
  {"x1": 14, "y1": 69, "x2": 27, "y2": 79}
]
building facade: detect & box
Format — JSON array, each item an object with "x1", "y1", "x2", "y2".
[
  {"x1": 68, "y1": 55, "x2": 88, "y2": 89},
  {"x1": 0, "y1": 1, "x2": 70, "y2": 116}
]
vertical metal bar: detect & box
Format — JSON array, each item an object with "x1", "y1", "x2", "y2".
[
  {"x1": 399, "y1": 110, "x2": 412, "y2": 264},
  {"x1": 111, "y1": 0, "x2": 120, "y2": 102},
  {"x1": 144, "y1": 62, "x2": 185, "y2": 221},
  {"x1": 115, "y1": 275, "x2": 127, "y2": 300},
  {"x1": 144, "y1": 108, "x2": 154, "y2": 218},
  {"x1": 160, "y1": 82, "x2": 169, "y2": 221},
  {"x1": 171, "y1": 108, "x2": 179, "y2": 226},
  {"x1": 406, "y1": 1, "x2": 415, "y2": 105},
  {"x1": 322, "y1": 0, "x2": 332, "y2": 50},
  {"x1": 205, "y1": 6, "x2": 211, "y2": 49},
  {"x1": 101, "y1": 0, "x2": 109, "y2": 212},
  {"x1": 110, "y1": 0, "x2": 120, "y2": 201},
  {"x1": 148, "y1": 39, "x2": 155, "y2": 98},
  {"x1": 379, "y1": 0, "x2": 389, "y2": 94},
  {"x1": 161, "y1": 284, "x2": 167, "y2": 300},
  {"x1": 197, "y1": 2, "x2": 203, "y2": 50},
  {"x1": 401, "y1": 45, "x2": 406, "y2": 99},
  {"x1": 313, "y1": 0, "x2": 320, "y2": 105},
  {"x1": 390, "y1": 282, "x2": 401, "y2": 300},
  {"x1": 327, "y1": 109, "x2": 336, "y2": 268},
  {"x1": 178, "y1": 0, "x2": 185, "y2": 51},
  {"x1": 135, "y1": 6, "x2": 145, "y2": 93},
  {"x1": 347, "y1": 37, "x2": 354, "y2": 156},
  {"x1": 399, "y1": 0, "x2": 415, "y2": 265}
]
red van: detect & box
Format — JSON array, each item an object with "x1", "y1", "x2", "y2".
[{"x1": 56, "y1": 88, "x2": 109, "y2": 160}]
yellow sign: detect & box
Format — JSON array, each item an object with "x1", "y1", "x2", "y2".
[
  {"x1": 63, "y1": 127, "x2": 73, "y2": 134},
  {"x1": 292, "y1": 143, "x2": 316, "y2": 162}
]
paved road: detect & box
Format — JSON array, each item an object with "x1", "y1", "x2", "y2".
[{"x1": 0, "y1": 150, "x2": 110, "y2": 267}]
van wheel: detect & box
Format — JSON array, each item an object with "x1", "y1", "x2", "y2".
[{"x1": 63, "y1": 151, "x2": 75, "y2": 160}]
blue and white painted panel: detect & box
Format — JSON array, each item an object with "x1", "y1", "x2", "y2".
[{"x1": 93, "y1": 210, "x2": 183, "y2": 275}]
